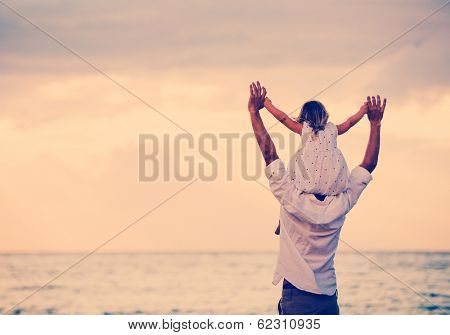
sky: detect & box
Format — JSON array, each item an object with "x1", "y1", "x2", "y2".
[{"x1": 0, "y1": 0, "x2": 449, "y2": 252}]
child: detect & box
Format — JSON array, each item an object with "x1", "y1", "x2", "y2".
[
  {"x1": 264, "y1": 97, "x2": 368, "y2": 198},
  {"x1": 264, "y1": 97, "x2": 368, "y2": 235}
]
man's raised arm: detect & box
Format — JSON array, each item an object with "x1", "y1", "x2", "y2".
[
  {"x1": 248, "y1": 82, "x2": 279, "y2": 166},
  {"x1": 359, "y1": 95, "x2": 386, "y2": 173}
]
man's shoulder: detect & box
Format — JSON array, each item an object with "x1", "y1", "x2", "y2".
[
  {"x1": 349, "y1": 166, "x2": 373, "y2": 185},
  {"x1": 265, "y1": 158, "x2": 286, "y2": 180}
]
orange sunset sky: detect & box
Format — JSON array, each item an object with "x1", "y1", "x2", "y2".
[{"x1": 1, "y1": 0, "x2": 449, "y2": 252}]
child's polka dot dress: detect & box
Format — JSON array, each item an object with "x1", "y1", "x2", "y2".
[{"x1": 287, "y1": 122, "x2": 349, "y2": 196}]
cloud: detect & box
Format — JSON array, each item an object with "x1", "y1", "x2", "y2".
[
  {"x1": 1, "y1": 0, "x2": 448, "y2": 72},
  {"x1": 0, "y1": 0, "x2": 449, "y2": 251}
]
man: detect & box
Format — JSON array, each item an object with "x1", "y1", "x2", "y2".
[{"x1": 247, "y1": 81, "x2": 386, "y2": 315}]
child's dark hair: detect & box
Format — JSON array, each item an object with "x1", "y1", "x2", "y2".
[{"x1": 297, "y1": 101, "x2": 329, "y2": 134}]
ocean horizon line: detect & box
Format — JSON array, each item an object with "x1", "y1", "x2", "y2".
[{"x1": 0, "y1": 250, "x2": 449, "y2": 255}]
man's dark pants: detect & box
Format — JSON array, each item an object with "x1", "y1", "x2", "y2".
[{"x1": 278, "y1": 280, "x2": 340, "y2": 315}]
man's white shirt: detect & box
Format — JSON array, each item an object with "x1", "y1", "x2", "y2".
[{"x1": 265, "y1": 158, "x2": 373, "y2": 295}]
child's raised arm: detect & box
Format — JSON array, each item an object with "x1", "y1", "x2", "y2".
[
  {"x1": 264, "y1": 98, "x2": 303, "y2": 134},
  {"x1": 336, "y1": 102, "x2": 368, "y2": 135}
]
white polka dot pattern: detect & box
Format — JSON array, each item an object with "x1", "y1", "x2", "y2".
[{"x1": 287, "y1": 122, "x2": 349, "y2": 195}]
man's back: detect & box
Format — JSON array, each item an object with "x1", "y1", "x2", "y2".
[{"x1": 266, "y1": 160, "x2": 373, "y2": 295}]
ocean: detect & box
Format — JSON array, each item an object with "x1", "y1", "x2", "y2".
[{"x1": 0, "y1": 252, "x2": 448, "y2": 315}]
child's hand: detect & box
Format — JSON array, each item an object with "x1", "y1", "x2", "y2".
[
  {"x1": 359, "y1": 102, "x2": 369, "y2": 114},
  {"x1": 264, "y1": 97, "x2": 272, "y2": 107}
]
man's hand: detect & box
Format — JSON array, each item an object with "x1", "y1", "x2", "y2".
[
  {"x1": 359, "y1": 95, "x2": 386, "y2": 173},
  {"x1": 367, "y1": 95, "x2": 386, "y2": 126},
  {"x1": 248, "y1": 81, "x2": 267, "y2": 113},
  {"x1": 247, "y1": 81, "x2": 278, "y2": 165}
]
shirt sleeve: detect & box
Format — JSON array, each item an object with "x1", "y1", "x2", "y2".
[
  {"x1": 264, "y1": 159, "x2": 291, "y2": 203},
  {"x1": 326, "y1": 122, "x2": 338, "y2": 134},
  {"x1": 341, "y1": 165, "x2": 373, "y2": 211}
]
